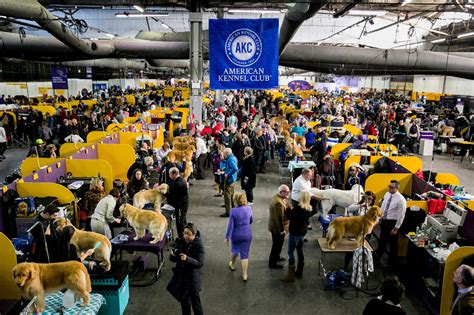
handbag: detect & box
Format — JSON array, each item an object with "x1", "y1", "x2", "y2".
[{"x1": 166, "y1": 267, "x2": 189, "y2": 302}]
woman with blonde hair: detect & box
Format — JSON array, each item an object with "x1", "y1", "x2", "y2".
[
  {"x1": 282, "y1": 191, "x2": 312, "y2": 282},
  {"x1": 225, "y1": 191, "x2": 253, "y2": 282}
]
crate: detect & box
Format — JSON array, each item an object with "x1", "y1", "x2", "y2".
[{"x1": 93, "y1": 276, "x2": 129, "y2": 315}]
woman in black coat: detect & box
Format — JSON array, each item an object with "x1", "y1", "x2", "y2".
[
  {"x1": 170, "y1": 223, "x2": 205, "y2": 315},
  {"x1": 240, "y1": 147, "x2": 256, "y2": 204}
]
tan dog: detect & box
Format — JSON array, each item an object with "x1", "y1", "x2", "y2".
[
  {"x1": 294, "y1": 134, "x2": 306, "y2": 148},
  {"x1": 440, "y1": 124, "x2": 454, "y2": 137},
  {"x1": 119, "y1": 203, "x2": 168, "y2": 244},
  {"x1": 167, "y1": 147, "x2": 195, "y2": 181},
  {"x1": 282, "y1": 131, "x2": 304, "y2": 157},
  {"x1": 13, "y1": 261, "x2": 91, "y2": 311},
  {"x1": 53, "y1": 218, "x2": 112, "y2": 271},
  {"x1": 133, "y1": 183, "x2": 169, "y2": 211},
  {"x1": 326, "y1": 206, "x2": 383, "y2": 250}
]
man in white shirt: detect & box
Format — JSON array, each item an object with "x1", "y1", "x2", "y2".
[
  {"x1": 194, "y1": 134, "x2": 208, "y2": 180},
  {"x1": 291, "y1": 168, "x2": 313, "y2": 205},
  {"x1": 376, "y1": 180, "x2": 407, "y2": 265},
  {"x1": 0, "y1": 122, "x2": 7, "y2": 161}
]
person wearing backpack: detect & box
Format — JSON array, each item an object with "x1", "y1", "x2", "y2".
[{"x1": 407, "y1": 119, "x2": 420, "y2": 153}]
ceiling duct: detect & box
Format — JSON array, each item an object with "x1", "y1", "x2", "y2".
[
  {"x1": 0, "y1": 0, "x2": 114, "y2": 56},
  {"x1": 136, "y1": 30, "x2": 209, "y2": 42},
  {"x1": 279, "y1": 2, "x2": 325, "y2": 55},
  {"x1": 280, "y1": 44, "x2": 474, "y2": 79}
]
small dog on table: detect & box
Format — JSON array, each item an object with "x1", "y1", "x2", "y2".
[
  {"x1": 326, "y1": 206, "x2": 383, "y2": 250},
  {"x1": 13, "y1": 261, "x2": 91, "y2": 312},
  {"x1": 132, "y1": 183, "x2": 169, "y2": 212},
  {"x1": 119, "y1": 203, "x2": 168, "y2": 244}
]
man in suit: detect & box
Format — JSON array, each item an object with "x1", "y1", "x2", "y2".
[
  {"x1": 268, "y1": 185, "x2": 290, "y2": 269},
  {"x1": 452, "y1": 264, "x2": 474, "y2": 315}
]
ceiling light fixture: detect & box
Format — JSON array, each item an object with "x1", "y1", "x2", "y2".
[
  {"x1": 431, "y1": 38, "x2": 445, "y2": 43},
  {"x1": 457, "y1": 31, "x2": 474, "y2": 39},
  {"x1": 103, "y1": 33, "x2": 115, "y2": 38},
  {"x1": 133, "y1": 5, "x2": 145, "y2": 13},
  {"x1": 115, "y1": 12, "x2": 169, "y2": 18},
  {"x1": 161, "y1": 23, "x2": 170, "y2": 29},
  {"x1": 228, "y1": 9, "x2": 282, "y2": 14},
  {"x1": 401, "y1": 0, "x2": 411, "y2": 7}
]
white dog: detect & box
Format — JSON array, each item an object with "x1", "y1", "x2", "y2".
[{"x1": 309, "y1": 184, "x2": 365, "y2": 219}]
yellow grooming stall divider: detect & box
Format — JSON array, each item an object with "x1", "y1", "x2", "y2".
[
  {"x1": 330, "y1": 143, "x2": 352, "y2": 160},
  {"x1": 86, "y1": 131, "x2": 111, "y2": 143},
  {"x1": 97, "y1": 143, "x2": 135, "y2": 181},
  {"x1": 66, "y1": 159, "x2": 114, "y2": 192},
  {"x1": 119, "y1": 131, "x2": 144, "y2": 147},
  {"x1": 441, "y1": 246, "x2": 474, "y2": 315},
  {"x1": 59, "y1": 143, "x2": 91, "y2": 157},
  {"x1": 344, "y1": 124, "x2": 362, "y2": 136},
  {"x1": 435, "y1": 173, "x2": 460, "y2": 186},
  {"x1": 16, "y1": 182, "x2": 78, "y2": 224},
  {"x1": 389, "y1": 156, "x2": 423, "y2": 174},
  {"x1": 365, "y1": 173, "x2": 413, "y2": 202},
  {"x1": 20, "y1": 158, "x2": 63, "y2": 177},
  {"x1": 0, "y1": 233, "x2": 21, "y2": 299}
]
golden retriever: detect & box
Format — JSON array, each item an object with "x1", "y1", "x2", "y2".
[
  {"x1": 440, "y1": 124, "x2": 454, "y2": 137},
  {"x1": 326, "y1": 206, "x2": 383, "y2": 250},
  {"x1": 119, "y1": 203, "x2": 167, "y2": 244},
  {"x1": 13, "y1": 261, "x2": 91, "y2": 311},
  {"x1": 133, "y1": 183, "x2": 169, "y2": 211},
  {"x1": 53, "y1": 218, "x2": 112, "y2": 271}
]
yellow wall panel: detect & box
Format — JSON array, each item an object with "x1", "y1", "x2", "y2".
[
  {"x1": 97, "y1": 144, "x2": 135, "y2": 181},
  {"x1": 66, "y1": 159, "x2": 114, "y2": 192}
]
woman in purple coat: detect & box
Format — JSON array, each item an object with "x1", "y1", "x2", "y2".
[{"x1": 225, "y1": 191, "x2": 253, "y2": 282}]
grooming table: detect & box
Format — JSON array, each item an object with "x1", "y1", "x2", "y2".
[
  {"x1": 20, "y1": 292, "x2": 105, "y2": 315},
  {"x1": 112, "y1": 231, "x2": 165, "y2": 278},
  {"x1": 317, "y1": 238, "x2": 372, "y2": 277}
]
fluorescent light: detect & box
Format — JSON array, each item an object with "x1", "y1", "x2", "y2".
[
  {"x1": 432, "y1": 38, "x2": 445, "y2": 44},
  {"x1": 133, "y1": 5, "x2": 145, "y2": 13},
  {"x1": 115, "y1": 12, "x2": 169, "y2": 18},
  {"x1": 161, "y1": 23, "x2": 170, "y2": 29},
  {"x1": 0, "y1": 15, "x2": 7, "y2": 18},
  {"x1": 228, "y1": 9, "x2": 282, "y2": 14},
  {"x1": 348, "y1": 10, "x2": 387, "y2": 16},
  {"x1": 457, "y1": 31, "x2": 474, "y2": 39},
  {"x1": 401, "y1": 0, "x2": 411, "y2": 6},
  {"x1": 103, "y1": 33, "x2": 115, "y2": 38},
  {"x1": 408, "y1": 42, "x2": 423, "y2": 47}
]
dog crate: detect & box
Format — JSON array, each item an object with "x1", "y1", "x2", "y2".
[{"x1": 91, "y1": 261, "x2": 129, "y2": 315}]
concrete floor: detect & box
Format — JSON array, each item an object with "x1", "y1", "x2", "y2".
[{"x1": 2, "y1": 147, "x2": 473, "y2": 314}]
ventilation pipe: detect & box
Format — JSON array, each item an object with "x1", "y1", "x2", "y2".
[
  {"x1": 136, "y1": 31, "x2": 209, "y2": 42},
  {"x1": 280, "y1": 44, "x2": 474, "y2": 79},
  {"x1": 279, "y1": 2, "x2": 325, "y2": 55},
  {"x1": 0, "y1": 0, "x2": 114, "y2": 56}
]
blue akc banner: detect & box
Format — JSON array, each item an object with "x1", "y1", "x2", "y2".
[
  {"x1": 50, "y1": 66, "x2": 68, "y2": 90},
  {"x1": 209, "y1": 18, "x2": 279, "y2": 90}
]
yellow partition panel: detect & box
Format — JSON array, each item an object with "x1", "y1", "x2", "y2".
[
  {"x1": 17, "y1": 182, "x2": 75, "y2": 205},
  {"x1": 21, "y1": 158, "x2": 63, "y2": 176},
  {"x1": 86, "y1": 131, "x2": 111, "y2": 143},
  {"x1": 390, "y1": 156, "x2": 423, "y2": 174},
  {"x1": 66, "y1": 159, "x2": 114, "y2": 192},
  {"x1": 33, "y1": 105, "x2": 56, "y2": 117},
  {"x1": 365, "y1": 173, "x2": 412, "y2": 202},
  {"x1": 307, "y1": 121, "x2": 320, "y2": 129},
  {"x1": 124, "y1": 117, "x2": 138, "y2": 124},
  {"x1": 435, "y1": 173, "x2": 460, "y2": 186},
  {"x1": 59, "y1": 143, "x2": 91, "y2": 157},
  {"x1": 173, "y1": 107, "x2": 189, "y2": 126},
  {"x1": 441, "y1": 246, "x2": 474, "y2": 315},
  {"x1": 0, "y1": 233, "x2": 21, "y2": 299},
  {"x1": 107, "y1": 123, "x2": 126, "y2": 132},
  {"x1": 125, "y1": 94, "x2": 136, "y2": 105},
  {"x1": 330, "y1": 143, "x2": 351, "y2": 160},
  {"x1": 154, "y1": 126, "x2": 165, "y2": 149},
  {"x1": 97, "y1": 144, "x2": 135, "y2": 181},
  {"x1": 344, "y1": 124, "x2": 362, "y2": 136},
  {"x1": 119, "y1": 131, "x2": 145, "y2": 147}
]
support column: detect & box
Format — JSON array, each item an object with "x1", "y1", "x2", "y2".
[
  {"x1": 214, "y1": 8, "x2": 225, "y2": 104},
  {"x1": 189, "y1": 12, "x2": 203, "y2": 123}
]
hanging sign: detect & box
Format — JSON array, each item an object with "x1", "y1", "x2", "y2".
[
  {"x1": 209, "y1": 18, "x2": 279, "y2": 90},
  {"x1": 51, "y1": 66, "x2": 69, "y2": 90}
]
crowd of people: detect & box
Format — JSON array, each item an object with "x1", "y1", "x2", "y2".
[{"x1": 6, "y1": 85, "x2": 474, "y2": 315}]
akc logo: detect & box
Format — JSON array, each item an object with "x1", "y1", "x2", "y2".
[{"x1": 225, "y1": 28, "x2": 262, "y2": 67}]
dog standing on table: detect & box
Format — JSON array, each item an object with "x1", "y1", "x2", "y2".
[
  {"x1": 119, "y1": 203, "x2": 167, "y2": 244},
  {"x1": 326, "y1": 206, "x2": 383, "y2": 249},
  {"x1": 132, "y1": 183, "x2": 169, "y2": 211},
  {"x1": 53, "y1": 218, "x2": 112, "y2": 271},
  {"x1": 310, "y1": 184, "x2": 365, "y2": 219},
  {"x1": 13, "y1": 261, "x2": 91, "y2": 311}
]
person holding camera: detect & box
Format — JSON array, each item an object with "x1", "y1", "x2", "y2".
[{"x1": 168, "y1": 222, "x2": 205, "y2": 315}]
